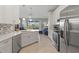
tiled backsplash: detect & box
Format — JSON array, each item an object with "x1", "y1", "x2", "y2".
[{"x1": 0, "y1": 24, "x2": 15, "y2": 35}]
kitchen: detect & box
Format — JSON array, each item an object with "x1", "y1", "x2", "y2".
[
  {"x1": 0, "y1": 5, "x2": 79, "y2": 53},
  {"x1": 0, "y1": 5, "x2": 57, "y2": 53},
  {"x1": 49, "y1": 5, "x2": 79, "y2": 53}
]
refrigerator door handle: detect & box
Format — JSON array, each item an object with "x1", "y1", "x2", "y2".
[
  {"x1": 64, "y1": 19, "x2": 70, "y2": 52},
  {"x1": 67, "y1": 20, "x2": 70, "y2": 46}
]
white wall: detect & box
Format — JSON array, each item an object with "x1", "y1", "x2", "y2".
[
  {"x1": 0, "y1": 5, "x2": 19, "y2": 24},
  {"x1": 48, "y1": 12, "x2": 53, "y2": 39},
  {"x1": 48, "y1": 5, "x2": 68, "y2": 40}
]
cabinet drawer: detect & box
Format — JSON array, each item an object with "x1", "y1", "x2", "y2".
[
  {"x1": 0, "y1": 38, "x2": 12, "y2": 53},
  {"x1": 0, "y1": 43, "x2": 11, "y2": 53},
  {"x1": 0, "y1": 39, "x2": 9, "y2": 47}
]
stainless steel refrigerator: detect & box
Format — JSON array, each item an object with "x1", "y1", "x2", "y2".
[{"x1": 59, "y1": 16, "x2": 79, "y2": 53}]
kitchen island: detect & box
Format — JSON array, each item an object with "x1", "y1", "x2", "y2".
[
  {"x1": 21, "y1": 30, "x2": 39, "y2": 47},
  {"x1": 0, "y1": 30, "x2": 39, "y2": 53}
]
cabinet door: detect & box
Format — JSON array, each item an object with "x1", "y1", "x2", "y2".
[
  {"x1": 16, "y1": 34, "x2": 21, "y2": 47},
  {"x1": 0, "y1": 5, "x2": 19, "y2": 24},
  {"x1": 0, "y1": 38, "x2": 12, "y2": 53},
  {"x1": 21, "y1": 31, "x2": 39, "y2": 47},
  {"x1": 4, "y1": 6, "x2": 19, "y2": 24},
  {"x1": 12, "y1": 34, "x2": 21, "y2": 53},
  {"x1": 0, "y1": 6, "x2": 5, "y2": 23}
]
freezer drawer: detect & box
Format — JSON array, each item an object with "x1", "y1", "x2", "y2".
[{"x1": 60, "y1": 38, "x2": 67, "y2": 53}]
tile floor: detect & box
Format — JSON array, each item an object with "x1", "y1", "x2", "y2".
[{"x1": 19, "y1": 34, "x2": 57, "y2": 53}]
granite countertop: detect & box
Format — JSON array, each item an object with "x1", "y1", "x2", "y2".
[{"x1": 0, "y1": 31, "x2": 22, "y2": 42}]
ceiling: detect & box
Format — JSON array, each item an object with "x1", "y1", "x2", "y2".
[
  {"x1": 60, "y1": 5, "x2": 79, "y2": 17},
  {"x1": 19, "y1": 5, "x2": 58, "y2": 18}
]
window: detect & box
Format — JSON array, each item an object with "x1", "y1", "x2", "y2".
[
  {"x1": 19, "y1": 18, "x2": 40, "y2": 30},
  {"x1": 27, "y1": 21, "x2": 40, "y2": 29}
]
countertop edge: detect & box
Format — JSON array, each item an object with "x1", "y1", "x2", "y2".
[{"x1": 0, "y1": 31, "x2": 22, "y2": 42}]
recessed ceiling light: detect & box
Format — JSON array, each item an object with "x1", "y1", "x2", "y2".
[
  {"x1": 29, "y1": 18, "x2": 32, "y2": 22},
  {"x1": 23, "y1": 18, "x2": 25, "y2": 20}
]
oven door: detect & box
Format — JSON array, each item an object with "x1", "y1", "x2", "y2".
[{"x1": 53, "y1": 31, "x2": 60, "y2": 51}]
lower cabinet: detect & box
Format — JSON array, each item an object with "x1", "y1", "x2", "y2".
[
  {"x1": 0, "y1": 38, "x2": 12, "y2": 53},
  {"x1": 0, "y1": 34, "x2": 21, "y2": 53},
  {"x1": 21, "y1": 31, "x2": 39, "y2": 47},
  {"x1": 12, "y1": 34, "x2": 21, "y2": 53}
]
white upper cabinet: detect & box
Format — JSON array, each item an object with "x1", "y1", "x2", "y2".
[
  {"x1": 5, "y1": 6, "x2": 19, "y2": 18},
  {"x1": 0, "y1": 6, "x2": 5, "y2": 23},
  {"x1": 0, "y1": 5, "x2": 19, "y2": 24}
]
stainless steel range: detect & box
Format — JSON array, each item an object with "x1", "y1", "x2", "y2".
[{"x1": 53, "y1": 23, "x2": 60, "y2": 51}]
